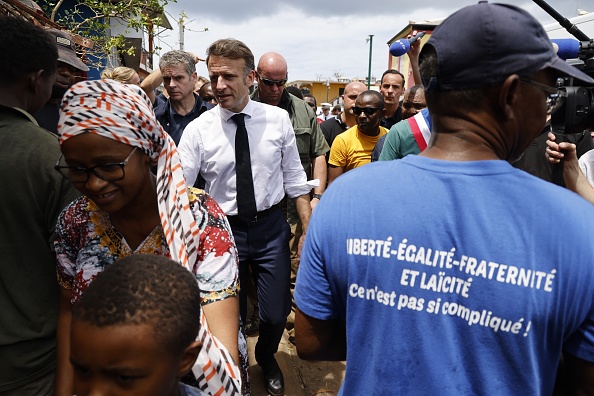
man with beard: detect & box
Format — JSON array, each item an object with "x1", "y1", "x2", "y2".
[
  {"x1": 34, "y1": 29, "x2": 88, "y2": 134},
  {"x1": 327, "y1": 90, "x2": 387, "y2": 186}
]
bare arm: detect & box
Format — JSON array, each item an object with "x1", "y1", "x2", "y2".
[
  {"x1": 292, "y1": 193, "x2": 312, "y2": 258},
  {"x1": 139, "y1": 67, "x2": 162, "y2": 104},
  {"x1": 545, "y1": 132, "x2": 594, "y2": 204},
  {"x1": 141, "y1": 52, "x2": 204, "y2": 104},
  {"x1": 564, "y1": 353, "x2": 594, "y2": 395},
  {"x1": 54, "y1": 287, "x2": 73, "y2": 396},
  {"x1": 202, "y1": 297, "x2": 240, "y2": 365},
  {"x1": 311, "y1": 155, "x2": 327, "y2": 210},
  {"x1": 408, "y1": 30, "x2": 422, "y2": 86},
  {"x1": 327, "y1": 164, "x2": 345, "y2": 188},
  {"x1": 295, "y1": 308, "x2": 346, "y2": 361}
]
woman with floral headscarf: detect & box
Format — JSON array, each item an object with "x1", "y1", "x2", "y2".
[{"x1": 53, "y1": 79, "x2": 247, "y2": 395}]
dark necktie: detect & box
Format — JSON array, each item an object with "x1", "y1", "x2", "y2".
[{"x1": 232, "y1": 113, "x2": 257, "y2": 222}]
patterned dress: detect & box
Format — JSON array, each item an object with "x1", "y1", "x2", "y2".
[{"x1": 55, "y1": 188, "x2": 249, "y2": 394}]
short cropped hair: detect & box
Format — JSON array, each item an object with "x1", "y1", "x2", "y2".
[
  {"x1": 419, "y1": 46, "x2": 486, "y2": 112},
  {"x1": 101, "y1": 66, "x2": 137, "y2": 83},
  {"x1": 380, "y1": 69, "x2": 405, "y2": 87},
  {"x1": 198, "y1": 81, "x2": 211, "y2": 96},
  {"x1": 407, "y1": 84, "x2": 424, "y2": 97},
  {"x1": 303, "y1": 93, "x2": 317, "y2": 106},
  {"x1": 206, "y1": 38, "x2": 254, "y2": 77},
  {"x1": 357, "y1": 89, "x2": 385, "y2": 108},
  {"x1": 159, "y1": 50, "x2": 196, "y2": 76},
  {"x1": 73, "y1": 254, "x2": 201, "y2": 356},
  {"x1": 286, "y1": 86, "x2": 304, "y2": 99},
  {"x1": 0, "y1": 17, "x2": 58, "y2": 84}
]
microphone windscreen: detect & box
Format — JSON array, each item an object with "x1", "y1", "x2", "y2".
[
  {"x1": 551, "y1": 38, "x2": 580, "y2": 60},
  {"x1": 390, "y1": 39, "x2": 410, "y2": 57}
]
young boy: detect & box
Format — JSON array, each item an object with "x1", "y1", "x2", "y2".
[{"x1": 70, "y1": 254, "x2": 207, "y2": 396}]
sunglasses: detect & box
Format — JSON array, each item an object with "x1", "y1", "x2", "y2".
[
  {"x1": 402, "y1": 102, "x2": 426, "y2": 111},
  {"x1": 258, "y1": 73, "x2": 287, "y2": 87},
  {"x1": 352, "y1": 107, "x2": 383, "y2": 116},
  {"x1": 519, "y1": 77, "x2": 566, "y2": 115}
]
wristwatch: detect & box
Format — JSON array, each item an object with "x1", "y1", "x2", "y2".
[{"x1": 312, "y1": 194, "x2": 323, "y2": 200}]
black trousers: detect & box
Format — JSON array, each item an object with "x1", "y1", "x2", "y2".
[
  {"x1": 229, "y1": 208, "x2": 292, "y2": 359},
  {"x1": 229, "y1": 208, "x2": 292, "y2": 324}
]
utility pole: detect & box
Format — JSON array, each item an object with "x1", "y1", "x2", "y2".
[
  {"x1": 367, "y1": 35, "x2": 374, "y2": 89},
  {"x1": 179, "y1": 14, "x2": 185, "y2": 51}
]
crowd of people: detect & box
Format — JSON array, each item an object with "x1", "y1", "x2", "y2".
[{"x1": 3, "y1": 1, "x2": 594, "y2": 395}]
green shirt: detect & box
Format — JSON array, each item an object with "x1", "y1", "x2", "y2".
[
  {"x1": 0, "y1": 105, "x2": 79, "y2": 391},
  {"x1": 251, "y1": 91, "x2": 329, "y2": 224}
]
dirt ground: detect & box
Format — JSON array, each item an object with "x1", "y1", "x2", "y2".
[
  {"x1": 244, "y1": 301, "x2": 345, "y2": 396},
  {"x1": 246, "y1": 328, "x2": 345, "y2": 396}
]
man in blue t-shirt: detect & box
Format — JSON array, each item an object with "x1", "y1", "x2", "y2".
[{"x1": 294, "y1": 3, "x2": 594, "y2": 395}]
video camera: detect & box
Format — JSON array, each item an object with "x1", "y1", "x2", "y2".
[{"x1": 535, "y1": 0, "x2": 594, "y2": 134}]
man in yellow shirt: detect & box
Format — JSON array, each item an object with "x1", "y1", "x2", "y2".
[{"x1": 328, "y1": 90, "x2": 387, "y2": 186}]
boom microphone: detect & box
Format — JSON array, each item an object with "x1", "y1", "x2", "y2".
[
  {"x1": 389, "y1": 31, "x2": 426, "y2": 57},
  {"x1": 551, "y1": 38, "x2": 580, "y2": 60}
]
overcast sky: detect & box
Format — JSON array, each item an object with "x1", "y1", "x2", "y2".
[{"x1": 153, "y1": 0, "x2": 590, "y2": 82}]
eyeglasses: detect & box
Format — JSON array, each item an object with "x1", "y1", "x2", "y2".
[
  {"x1": 402, "y1": 102, "x2": 426, "y2": 111},
  {"x1": 55, "y1": 147, "x2": 138, "y2": 183},
  {"x1": 258, "y1": 73, "x2": 287, "y2": 87},
  {"x1": 352, "y1": 107, "x2": 383, "y2": 116},
  {"x1": 520, "y1": 77, "x2": 567, "y2": 115}
]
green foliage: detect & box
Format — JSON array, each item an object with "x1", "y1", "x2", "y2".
[{"x1": 38, "y1": 0, "x2": 176, "y2": 69}]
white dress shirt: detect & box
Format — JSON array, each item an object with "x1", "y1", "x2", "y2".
[{"x1": 178, "y1": 99, "x2": 311, "y2": 215}]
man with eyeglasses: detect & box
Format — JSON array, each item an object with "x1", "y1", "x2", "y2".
[
  {"x1": 250, "y1": 51, "x2": 329, "y2": 347},
  {"x1": 251, "y1": 52, "x2": 328, "y2": 209},
  {"x1": 512, "y1": 85, "x2": 593, "y2": 185},
  {"x1": 198, "y1": 82, "x2": 217, "y2": 105},
  {"x1": 302, "y1": 94, "x2": 322, "y2": 124},
  {"x1": 295, "y1": 3, "x2": 594, "y2": 395},
  {"x1": 373, "y1": 84, "x2": 429, "y2": 162},
  {"x1": 0, "y1": 17, "x2": 79, "y2": 395},
  {"x1": 320, "y1": 81, "x2": 367, "y2": 150},
  {"x1": 327, "y1": 90, "x2": 387, "y2": 186},
  {"x1": 401, "y1": 84, "x2": 426, "y2": 120}
]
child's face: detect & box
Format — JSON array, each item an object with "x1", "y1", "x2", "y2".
[{"x1": 70, "y1": 320, "x2": 182, "y2": 396}]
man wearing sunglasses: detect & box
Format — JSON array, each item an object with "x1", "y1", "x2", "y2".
[
  {"x1": 250, "y1": 51, "x2": 330, "y2": 347},
  {"x1": 251, "y1": 52, "x2": 329, "y2": 211},
  {"x1": 320, "y1": 81, "x2": 367, "y2": 150},
  {"x1": 327, "y1": 90, "x2": 387, "y2": 186},
  {"x1": 295, "y1": 3, "x2": 594, "y2": 395},
  {"x1": 372, "y1": 84, "x2": 428, "y2": 162}
]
